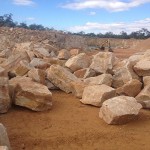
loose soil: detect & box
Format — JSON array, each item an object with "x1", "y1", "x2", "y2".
[{"x1": 1, "y1": 49, "x2": 150, "y2": 150}]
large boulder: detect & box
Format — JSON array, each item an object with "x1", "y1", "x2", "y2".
[
  {"x1": 13, "y1": 80, "x2": 52, "y2": 111},
  {"x1": 143, "y1": 76, "x2": 150, "y2": 86},
  {"x1": 90, "y1": 52, "x2": 115, "y2": 73},
  {"x1": 28, "y1": 68, "x2": 46, "y2": 84},
  {"x1": 70, "y1": 49, "x2": 80, "y2": 56},
  {"x1": 0, "y1": 124, "x2": 11, "y2": 150},
  {"x1": 112, "y1": 60, "x2": 140, "y2": 88},
  {"x1": 134, "y1": 59, "x2": 150, "y2": 76},
  {"x1": 65, "y1": 53, "x2": 91, "y2": 72},
  {"x1": 33, "y1": 47, "x2": 50, "y2": 58},
  {"x1": 84, "y1": 74, "x2": 112, "y2": 86},
  {"x1": 47, "y1": 65, "x2": 79, "y2": 93},
  {"x1": 57, "y1": 49, "x2": 71, "y2": 60},
  {"x1": 70, "y1": 81, "x2": 88, "y2": 98},
  {"x1": 116, "y1": 79, "x2": 142, "y2": 97},
  {"x1": 99, "y1": 96, "x2": 142, "y2": 125},
  {"x1": 80, "y1": 84, "x2": 116, "y2": 107},
  {"x1": 0, "y1": 76, "x2": 11, "y2": 114}
]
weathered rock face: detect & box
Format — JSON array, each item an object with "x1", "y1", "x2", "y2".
[
  {"x1": 45, "y1": 79, "x2": 59, "y2": 90},
  {"x1": 0, "y1": 76, "x2": 11, "y2": 113},
  {"x1": 80, "y1": 84, "x2": 116, "y2": 107},
  {"x1": 116, "y1": 79, "x2": 142, "y2": 97},
  {"x1": 14, "y1": 80, "x2": 52, "y2": 111},
  {"x1": 0, "y1": 124, "x2": 11, "y2": 150},
  {"x1": 65, "y1": 53, "x2": 91, "y2": 72},
  {"x1": 74, "y1": 68, "x2": 96, "y2": 79},
  {"x1": 70, "y1": 81, "x2": 88, "y2": 98},
  {"x1": 70, "y1": 49, "x2": 80, "y2": 56},
  {"x1": 57, "y1": 49, "x2": 71, "y2": 60},
  {"x1": 47, "y1": 65, "x2": 79, "y2": 93},
  {"x1": 134, "y1": 59, "x2": 150, "y2": 76},
  {"x1": 84, "y1": 74, "x2": 112, "y2": 86},
  {"x1": 136, "y1": 85, "x2": 150, "y2": 103},
  {"x1": 90, "y1": 52, "x2": 115, "y2": 74},
  {"x1": 28, "y1": 68, "x2": 46, "y2": 84},
  {"x1": 11, "y1": 60, "x2": 32, "y2": 76},
  {"x1": 30, "y1": 58, "x2": 50, "y2": 69},
  {"x1": 143, "y1": 76, "x2": 150, "y2": 86},
  {"x1": 99, "y1": 96, "x2": 142, "y2": 125},
  {"x1": 33, "y1": 47, "x2": 50, "y2": 58},
  {"x1": 112, "y1": 60, "x2": 140, "y2": 88}
]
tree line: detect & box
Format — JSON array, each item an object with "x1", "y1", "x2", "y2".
[{"x1": 0, "y1": 13, "x2": 150, "y2": 39}]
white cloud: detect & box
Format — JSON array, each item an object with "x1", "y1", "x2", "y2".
[
  {"x1": 89, "y1": 11, "x2": 96, "y2": 15},
  {"x1": 61, "y1": 0, "x2": 150, "y2": 12},
  {"x1": 68, "y1": 18, "x2": 150, "y2": 34},
  {"x1": 26, "y1": 17, "x2": 35, "y2": 21},
  {"x1": 13, "y1": 0, "x2": 35, "y2": 6}
]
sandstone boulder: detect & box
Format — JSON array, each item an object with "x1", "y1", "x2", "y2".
[
  {"x1": 84, "y1": 74, "x2": 112, "y2": 86},
  {"x1": 47, "y1": 65, "x2": 79, "y2": 93},
  {"x1": 57, "y1": 49, "x2": 71, "y2": 60},
  {"x1": 33, "y1": 47, "x2": 50, "y2": 58},
  {"x1": 0, "y1": 124, "x2": 11, "y2": 150},
  {"x1": 116, "y1": 79, "x2": 142, "y2": 97},
  {"x1": 70, "y1": 49, "x2": 80, "y2": 56},
  {"x1": 143, "y1": 76, "x2": 150, "y2": 86},
  {"x1": 90, "y1": 52, "x2": 115, "y2": 73},
  {"x1": 28, "y1": 68, "x2": 45, "y2": 84},
  {"x1": 14, "y1": 80, "x2": 52, "y2": 111},
  {"x1": 70, "y1": 81, "x2": 88, "y2": 98},
  {"x1": 112, "y1": 60, "x2": 140, "y2": 88},
  {"x1": 45, "y1": 79, "x2": 59, "y2": 90},
  {"x1": 134, "y1": 59, "x2": 150, "y2": 76},
  {"x1": 80, "y1": 84, "x2": 116, "y2": 107},
  {"x1": 65, "y1": 53, "x2": 91, "y2": 72},
  {"x1": 99, "y1": 96, "x2": 142, "y2": 125}
]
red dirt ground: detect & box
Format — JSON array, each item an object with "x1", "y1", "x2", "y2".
[{"x1": 1, "y1": 48, "x2": 150, "y2": 150}]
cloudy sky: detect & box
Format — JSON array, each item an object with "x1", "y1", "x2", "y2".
[{"x1": 0, "y1": 0, "x2": 150, "y2": 33}]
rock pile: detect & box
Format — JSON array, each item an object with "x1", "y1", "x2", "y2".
[{"x1": 0, "y1": 28, "x2": 150, "y2": 128}]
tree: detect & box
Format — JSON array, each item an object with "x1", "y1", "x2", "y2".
[{"x1": 18, "y1": 22, "x2": 28, "y2": 29}]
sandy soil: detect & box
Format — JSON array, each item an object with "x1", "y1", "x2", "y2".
[{"x1": 1, "y1": 48, "x2": 150, "y2": 150}]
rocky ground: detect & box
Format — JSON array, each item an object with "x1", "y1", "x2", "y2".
[{"x1": 0, "y1": 27, "x2": 150, "y2": 150}]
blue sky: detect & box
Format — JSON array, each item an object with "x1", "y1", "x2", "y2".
[{"x1": 0, "y1": 0, "x2": 150, "y2": 33}]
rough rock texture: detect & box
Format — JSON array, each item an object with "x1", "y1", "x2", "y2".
[
  {"x1": 33, "y1": 47, "x2": 50, "y2": 58},
  {"x1": 99, "y1": 96, "x2": 142, "y2": 125},
  {"x1": 0, "y1": 124, "x2": 11, "y2": 150},
  {"x1": 47, "y1": 65, "x2": 79, "y2": 93},
  {"x1": 112, "y1": 60, "x2": 140, "y2": 88},
  {"x1": 14, "y1": 80, "x2": 52, "y2": 111},
  {"x1": 80, "y1": 84, "x2": 116, "y2": 107},
  {"x1": 90, "y1": 52, "x2": 115, "y2": 73},
  {"x1": 70, "y1": 49, "x2": 80, "y2": 56},
  {"x1": 134, "y1": 59, "x2": 150, "y2": 76},
  {"x1": 84, "y1": 74, "x2": 112, "y2": 86},
  {"x1": 74, "y1": 68, "x2": 96, "y2": 79},
  {"x1": 57, "y1": 49, "x2": 71, "y2": 60},
  {"x1": 116, "y1": 79, "x2": 142, "y2": 97},
  {"x1": 143, "y1": 76, "x2": 150, "y2": 86},
  {"x1": 0, "y1": 76, "x2": 11, "y2": 113},
  {"x1": 70, "y1": 81, "x2": 88, "y2": 98},
  {"x1": 65, "y1": 53, "x2": 91, "y2": 72},
  {"x1": 28, "y1": 68, "x2": 46, "y2": 84},
  {"x1": 45, "y1": 79, "x2": 59, "y2": 90}
]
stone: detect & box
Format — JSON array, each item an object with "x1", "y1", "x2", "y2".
[
  {"x1": 11, "y1": 60, "x2": 33, "y2": 76},
  {"x1": 70, "y1": 81, "x2": 88, "y2": 98},
  {"x1": 33, "y1": 47, "x2": 50, "y2": 58},
  {"x1": 28, "y1": 68, "x2": 46, "y2": 84},
  {"x1": 14, "y1": 80, "x2": 52, "y2": 111},
  {"x1": 47, "y1": 65, "x2": 79, "y2": 93},
  {"x1": 70, "y1": 49, "x2": 80, "y2": 56},
  {"x1": 65, "y1": 53, "x2": 91, "y2": 72},
  {"x1": 80, "y1": 84, "x2": 116, "y2": 107},
  {"x1": 134, "y1": 59, "x2": 150, "y2": 76},
  {"x1": 30, "y1": 58, "x2": 50, "y2": 69},
  {"x1": 116, "y1": 79, "x2": 142, "y2": 97},
  {"x1": 74, "y1": 68, "x2": 96, "y2": 79},
  {"x1": 99, "y1": 96, "x2": 142, "y2": 125},
  {"x1": 0, "y1": 124, "x2": 11, "y2": 149},
  {"x1": 45, "y1": 79, "x2": 59, "y2": 90},
  {"x1": 0, "y1": 77, "x2": 11, "y2": 113},
  {"x1": 0, "y1": 146, "x2": 8, "y2": 150},
  {"x1": 143, "y1": 76, "x2": 150, "y2": 86},
  {"x1": 112, "y1": 60, "x2": 140, "y2": 88},
  {"x1": 84, "y1": 74, "x2": 112, "y2": 86},
  {"x1": 57, "y1": 49, "x2": 71, "y2": 60},
  {"x1": 90, "y1": 52, "x2": 115, "y2": 73}
]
